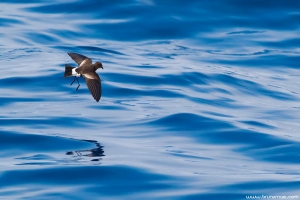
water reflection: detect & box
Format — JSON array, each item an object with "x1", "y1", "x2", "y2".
[
  {"x1": 14, "y1": 138, "x2": 105, "y2": 165},
  {"x1": 66, "y1": 140, "x2": 105, "y2": 161}
]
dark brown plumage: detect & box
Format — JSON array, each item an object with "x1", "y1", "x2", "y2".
[{"x1": 65, "y1": 52, "x2": 103, "y2": 102}]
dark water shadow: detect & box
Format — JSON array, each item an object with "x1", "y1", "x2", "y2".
[
  {"x1": 0, "y1": 72, "x2": 68, "y2": 92},
  {"x1": 0, "y1": 130, "x2": 93, "y2": 152},
  {"x1": 56, "y1": 45, "x2": 125, "y2": 56},
  {"x1": 0, "y1": 165, "x2": 178, "y2": 198},
  {"x1": 141, "y1": 112, "x2": 300, "y2": 164},
  {"x1": 0, "y1": 17, "x2": 23, "y2": 26},
  {"x1": 0, "y1": 116, "x2": 97, "y2": 128},
  {"x1": 24, "y1": 0, "x2": 300, "y2": 43},
  {"x1": 213, "y1": 74, "x2": 297, "y2": 101},
  {"x1": 0, "y1": 130, "x2": 104, "y2": 164}
]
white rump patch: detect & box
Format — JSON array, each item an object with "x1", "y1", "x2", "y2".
[{"x1": 72, "y1": 68, "x2": 80, "y2": 77}]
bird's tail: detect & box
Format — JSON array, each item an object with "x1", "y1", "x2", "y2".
[{"x1": 64, "y1": 65, "x2": 75, "y2": 77}]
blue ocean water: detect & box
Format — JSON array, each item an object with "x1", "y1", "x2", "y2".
[{"x1": 0, "y1": 0, "x2": 300, "y2": 199}]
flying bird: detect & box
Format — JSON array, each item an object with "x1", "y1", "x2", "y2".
[{"x1": 64, "y1": 52, "x2": 103, "y2": 102}]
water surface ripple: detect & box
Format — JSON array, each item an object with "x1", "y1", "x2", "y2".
[{"x1": 1, "y1": 0, "x2": 300, "y2": 199}]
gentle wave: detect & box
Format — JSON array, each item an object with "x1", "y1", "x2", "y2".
[{"x1": 1, "y1": 0, "x2": 300, "y2": 199}]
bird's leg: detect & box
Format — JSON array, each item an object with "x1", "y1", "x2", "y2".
[
  {"x1": 70, "y1": 76, "x2": 76, "y2": 86},
  {"x1": 76, "y1": 77, "x2": 80, "y2": 91}
]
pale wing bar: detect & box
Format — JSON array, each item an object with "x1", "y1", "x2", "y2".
[{"x1": 84, "y1": 74, "x2": 101, "y2": 102}]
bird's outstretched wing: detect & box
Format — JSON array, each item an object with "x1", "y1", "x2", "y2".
[
  {"x1": 68, "y1": 52, "x2": 92, "y2": 66},
  {"x1": 83, "y1": 72, "x2": 101, "y2": 102}
]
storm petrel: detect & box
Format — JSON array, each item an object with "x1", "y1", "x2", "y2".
[{"x1": 64, "y1": 52, "x2": 103, "y2": 102}]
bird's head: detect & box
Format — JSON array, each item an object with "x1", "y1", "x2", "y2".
[{"x1": 94, "y1": 62, "x2": 103, "y2": 70}]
